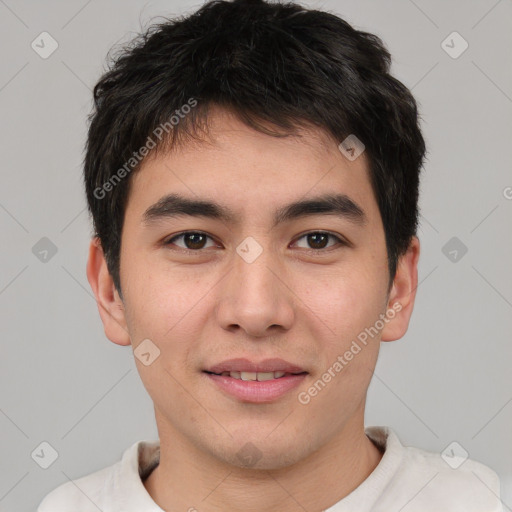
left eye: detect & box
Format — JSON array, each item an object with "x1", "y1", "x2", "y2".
[
  {"x1": 293, "y1": 231, "x2": 344, "y2": 250},
  {"x1": 164, "y1": 232, "x2": 217, "y2": 250},
  {"x1": 163, "y1": 231, "x2": 345, "y2": 251}
]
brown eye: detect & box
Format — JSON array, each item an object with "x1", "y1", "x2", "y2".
[
  {"x1": 293, "y1": 231, "x2": 345, "y2": 250},
  {"x1": 164, "y1": 232, "x2": 216, "y2": 250}
]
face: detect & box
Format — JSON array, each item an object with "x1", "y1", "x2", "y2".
[{"x1": 88, "y1": 106, "x2": 418, "y2": 470}]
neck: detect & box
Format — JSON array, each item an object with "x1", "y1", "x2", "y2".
[{"x1": 144, "y1": 410, "x2": 383, "y2": 512}]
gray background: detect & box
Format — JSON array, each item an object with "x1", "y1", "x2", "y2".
[{"x1": 0, "y1": 0, "x2": 511, "y2": 510}]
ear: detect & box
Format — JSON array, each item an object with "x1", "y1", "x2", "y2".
[
  {"x1": 86, "y1": 237, "x2": 131, "y2": 346},
  {"x1": 381, "y1": 236, "x2": 420, "y2": 342}
]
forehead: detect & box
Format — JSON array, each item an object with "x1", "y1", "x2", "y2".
[{"x1": 126, "y1": 108, "x2": 379, "y2": 227}]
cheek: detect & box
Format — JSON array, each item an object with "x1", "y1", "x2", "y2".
[
  {"x1": 121, "y1": 265, "x2": 206, "y2": 401},
  {"x1": 121, "y1": 244, "x2": 202, "y2": 331},
  {"x1": 301, "y1": 266, "x2": 385, "y2": 340},
  {"x1": 300, "y1": 273, "x2": 382, "y2": 398},
  {"x1": 296, "y1": 266, "x2": 385, "y2": 403},
  {"x1": 125, "y1": 276, "x2": 205, "y2": 345}
]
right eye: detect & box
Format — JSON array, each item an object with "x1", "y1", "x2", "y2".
[{"x1": 162, "y1": 231, "x2": 219, "y2": 251}]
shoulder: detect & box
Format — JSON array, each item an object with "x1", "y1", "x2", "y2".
[
  {"x1": 37, "y1": 463, "x2": 119, "y2": 512},
  {"x1": 37, "y1": 440, "x2": 147, "y2": 512},
  {"x1": 384, "y1": 435, "x2": 502, "y2": 511},
  {"x1": 363, "y1": 427, "x2": 503, "y2": 512}
]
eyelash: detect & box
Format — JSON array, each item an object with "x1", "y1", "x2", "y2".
[{"x1": 162, "y1": 230, "x2": 347, "y2": 253}]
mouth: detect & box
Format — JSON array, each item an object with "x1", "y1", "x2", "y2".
[
  {"x1": 203, "y1": 358, "x2": 309, "y2": 403},
  {"x1": 204, "y1": 370, "x2": 307, "y2": 381}
]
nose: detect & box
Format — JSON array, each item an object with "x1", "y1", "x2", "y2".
[{"x1": 215, "y1": 239, "x2": 295, "y2": 338}]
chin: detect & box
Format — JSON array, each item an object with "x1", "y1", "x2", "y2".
[
  {"x1": 217, "y1": 436, "x2": 309, "y2": 471},
  {"x1": 229, "y1": 451, "x2": 304, "y2": 471}
]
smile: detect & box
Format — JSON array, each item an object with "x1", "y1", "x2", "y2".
[
  {"x1": 206, "y1": 370, "x2": 304, "y2": 381},
  {"x1": 203, "y1": 370, "x2": 308, "y2": 403}
]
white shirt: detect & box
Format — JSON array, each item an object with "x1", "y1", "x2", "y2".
[{"x1": 38, "y1": 426, "x2": 503, "y2": 511}]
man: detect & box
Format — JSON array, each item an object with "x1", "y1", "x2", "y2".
[{"x1": 38, "y1": 0, "x2": 502, "y2": 510}]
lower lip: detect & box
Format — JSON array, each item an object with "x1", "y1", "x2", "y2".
[{"x1": 204, "y1": 372, "x2": 308, "y2": 403}]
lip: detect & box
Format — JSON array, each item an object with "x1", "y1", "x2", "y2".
[
  {"x1": 203, "y1": 358, "x2": 308, "y2": 403},
  {"x1": 204, "y1": 372, "x2": 308, "y2": 403},
  {"x1": 204, "y1": 358, "x2": 306, "y2": 374}
]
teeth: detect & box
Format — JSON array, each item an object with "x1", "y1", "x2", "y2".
[
  {"x1": 225, "y1": 371, "x2": 288, "y2": 381},
  {"x1": 256, "y1": 372, "x2": 275, "y2": 381}
]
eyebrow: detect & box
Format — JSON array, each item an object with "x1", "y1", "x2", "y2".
[{"x1": 142, "y1": 192, "x2": 367, "y2": 228}]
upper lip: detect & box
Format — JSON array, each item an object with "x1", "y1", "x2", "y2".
[{"x1": 204, "y1": 358, "x2": 307, "y2": 374}]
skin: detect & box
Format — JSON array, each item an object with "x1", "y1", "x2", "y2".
[{"x1": 87, "y1": 106, "x2": 419, "y2": 512}]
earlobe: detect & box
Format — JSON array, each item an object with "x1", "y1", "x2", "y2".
[
  {"x1": 86, "y1": 237, "x2": 131, "y2": 346},
  {"x1": 380, "y1": 236, "x2": 420, "y2": 342}
]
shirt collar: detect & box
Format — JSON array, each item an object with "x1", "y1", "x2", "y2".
[{"x1": 120, "y1": 425, "x2": 402, "y2": 512}]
